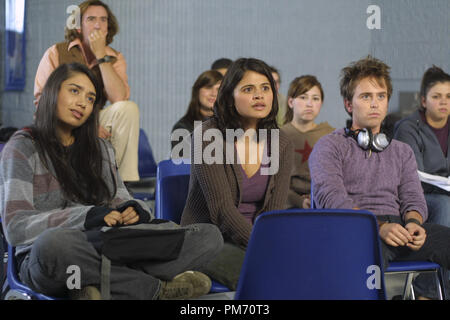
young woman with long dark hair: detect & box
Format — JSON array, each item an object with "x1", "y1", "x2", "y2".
[{"x1": 0, "y1": 63, "x2": 222, "y2": 300}]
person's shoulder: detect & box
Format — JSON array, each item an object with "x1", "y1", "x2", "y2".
[
  {"x1": 98, "y1": 137, "x2": 114, "y2": 153},
  {"x1": 172, "y1": 117, "x2": 193, "y2": 133},
  {"x1": 316, "y1": 122, "x2": 336, "y2": 134},
  {"x1": 395, "y1": 111, "x2": 421, "y2": 131},
  {"x1": 388, "y1": 139, "x2": 415, "y2": 157},
  {"x1": 200, "y1": 118, "x2": 218, "y2": 132},
  {"x1": 278, "y1": 126, "x2": 294, "y2": 148},
  {"x1": 317, "y1": 128, "x2": 345, "y2": 144},
  {"x1": 279, "y1": 122, "x2": 297, "y2": 137},
  {"x1": 2, "y1": 129, "x2": 36, "y2": 157}
]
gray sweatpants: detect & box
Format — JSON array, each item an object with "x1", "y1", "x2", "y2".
[{"x1": 18, "y1": 223, "x2": 223, "y2": 299}]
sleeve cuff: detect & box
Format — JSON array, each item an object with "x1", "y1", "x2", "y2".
[{"x1": 84, "y1": 206, "x2": 112, "y2": 230}]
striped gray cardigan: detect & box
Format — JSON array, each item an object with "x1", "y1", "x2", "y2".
[{"x1": 0, "y1": 130, "x2": 152, "y2": 257}]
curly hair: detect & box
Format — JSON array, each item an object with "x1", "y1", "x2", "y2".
[
  {"x1": 213, "y1": 58, "x2": 279, "y2": 134},
  {"x1": 340, "y1": 55, "x2": 392, "y2": 116},
  {"x1": 65, "y1": 0, "x2": 119, "y2": 45}
]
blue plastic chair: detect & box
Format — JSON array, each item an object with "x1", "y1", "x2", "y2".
[
  {"x1": 385, "y1": 261, "x2": 445, "y2": 300},
  {"x1": 310, "y1": 183, "x2": 446, "y2": 300},
  {"x1": 0, "y1": 218, "x2": 6, "y2": 294},
  {"x1": 235, "y1": 209, "x2": 387, "y2": 300},
  {"x1": 5, "y1": 245, "x2": 56, "y2": 300},
  {"x1": 138, "y1": 129, "x2": 157, "y2": 179},
  {"x1": 131, "y1": 129, "x2": 158, "y2": 201},
  {"x1": 155, "y1": 159, "x2": 191, "y2": 221},
  {"x1": 155, "y1": 159, "x2": 230, "y2": 293}
]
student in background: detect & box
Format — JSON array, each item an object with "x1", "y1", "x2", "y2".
[
  {"x1": 1, "y1": 63, "x2": 223, "y2": 300},
  {"x1": 270, "y1": 66, "x2": 288, "y2": 127},
  {"x1": 171, "y1": 70, "x2": 223, "y2": 153},
  {"x1": 281, "y1": 75, "x2": 334, "y2": 209},
  {"x1": 394, "y1": 66, "x2": 450, "y2": 299},
  {"x1": 394, "y1": 66, "x2": 450, "y2": 227},
  {"x1": 181, "y1": 58, "x2": 293, "y2": 290},
  {"x1": 211, "y1": 58, "x2": 233, "y2": 76}
]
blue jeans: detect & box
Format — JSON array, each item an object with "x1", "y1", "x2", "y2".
[{"x1": 425, "y1": 193, "x2": 450, "y2": 227}]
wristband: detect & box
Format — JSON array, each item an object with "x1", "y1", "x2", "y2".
[{"x1": 404, "y1": 218, "x2": 422, "y2": 226}]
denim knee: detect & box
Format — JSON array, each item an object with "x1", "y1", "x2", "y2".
[{"x1": 425, "y1": 193, "x2": 450, "y2": 227}]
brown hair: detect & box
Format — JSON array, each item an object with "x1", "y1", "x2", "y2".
[
  {"x1": 339, "y1": 55, "x2": 392, "y2": 116},
  {"x1": 419, "y1": 65, "x2": 450, "y2": 110},
  {"x1": 284, "y1": 75, "x2": 324, "y2": 124},
  {"x1": 65, "y1": 0, "x2": 119, "y2": 45},
  {"x1": 214, "y1": 57, "x2": 279, "y2": 133},
  {"x1": 182, "y1": 70, "x2": 223, "y2": 123}
]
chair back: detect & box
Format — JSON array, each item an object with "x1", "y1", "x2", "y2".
[
  {"x1": 6, "y1": 245, "x2": 55, "y2": 300},
  {"x1": 235, "y1": 209, "x2": 386, "y2": 300},
  {"x1": 138, "y1": 129, "x2": 157, "y2": 178},
  {"x1": 155, "y1": 159, "x2": 190, "y2": 222}
]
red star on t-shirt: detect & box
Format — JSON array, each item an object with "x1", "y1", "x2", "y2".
[{"x1": 295, "y1": 141, "x2": 313, "y2": 163}]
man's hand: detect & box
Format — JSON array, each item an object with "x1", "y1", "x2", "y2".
[
  {"x1": 379, "y1": 223, "x2": 413, "y2": 247},
  {"x1": 98, "y1": 125, "x2": 111, "y2": 139},
  {"x1": 404, "y1": 222, "x2": 426, "y2": 251},
  {"x1": 88, "y1": 30, "x2": 107, "y2": 59},
  {"x1": 302, "y1": 197, "x2": 311, "y2": 209}
]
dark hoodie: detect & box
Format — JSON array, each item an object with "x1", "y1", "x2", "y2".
[{"x1": 394, "y1": 110, "x2": 450, "y2": 195}]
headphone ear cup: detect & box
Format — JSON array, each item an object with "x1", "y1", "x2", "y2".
[
  {"x1": 356, "y1": 128, "x2": 371, "y2": 150},
  {"x1": 372, "y1": 133, "x2": 390, "y2": 152}
]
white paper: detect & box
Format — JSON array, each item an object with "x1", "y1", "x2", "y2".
[{"x1": 417, "y1": 170, "x2": 450, "y2": 192}]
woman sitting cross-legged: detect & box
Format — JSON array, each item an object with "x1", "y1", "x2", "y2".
[{"x1": 0, "y1": 63, "x2": 223, "y2": 300}]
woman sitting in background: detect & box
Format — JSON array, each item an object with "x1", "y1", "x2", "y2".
[
  {"x1": 394, "y1": 66, "x2": 450, "y2": 227},
  {"x1": 0, "y1": 63, "x2": 222, "y2": 300},
  {"x1": 394, "y1": 65, "x2": 450, "y2": 300},
  {"x1": 281, "y1": 75, "x2": 334, "y2": 209},
  {"x1": 171, "y1": 70, "x2": 223, "y2": 153}
]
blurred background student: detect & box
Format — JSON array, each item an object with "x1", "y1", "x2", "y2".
[
  {"x1": 281, "y1": 75, "x2": 334, "y2": 209},
  {"x1": 171, "y1": 70, "x2": 223, "y2": 152}
]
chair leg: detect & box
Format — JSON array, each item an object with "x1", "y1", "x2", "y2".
[
  {"x1": 435, "y1": 269, "x2": 445, "y2": 300},
  {"x1": 410, "y1": 282, "x2": 416, "y2": 300},
  {"x1": 402, "y1": 273, "x2": 415, "y2": 300}
]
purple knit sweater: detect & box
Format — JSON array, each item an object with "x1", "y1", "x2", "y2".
[{"x1": 309, "y1": 129, "x2": 428, "y2": 221}]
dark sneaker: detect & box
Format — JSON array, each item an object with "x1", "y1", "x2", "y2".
[
  {"x1": 68, "y1": 286, "x2": 101, "y2": 300},
  {"x1": 158, "y1": 280, "x2": 194, "y2": 300},
  {"x1": 172, "y1": 271, "x2": 212, "y2": 298}
]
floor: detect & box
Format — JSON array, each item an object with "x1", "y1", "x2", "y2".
[{"x1": 193, "y1": 274, "x2": 407, "y2": 300}]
